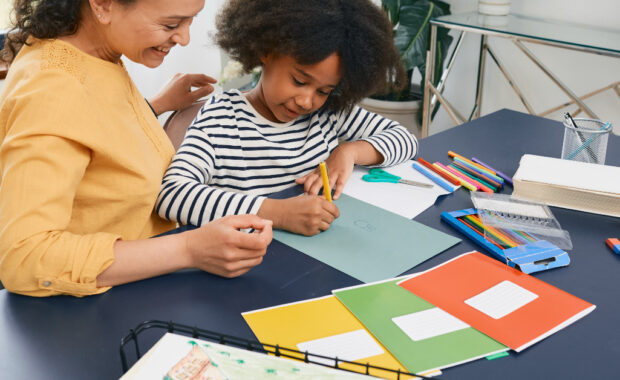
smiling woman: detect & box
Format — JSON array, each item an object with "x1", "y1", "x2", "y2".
[{"x1": 0, "y1": 0, "x2": 273, "y2": 297}]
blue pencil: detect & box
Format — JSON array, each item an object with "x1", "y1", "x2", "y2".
[{"x1": 412, "y1": 162, "x2": 457, "y2": 192}]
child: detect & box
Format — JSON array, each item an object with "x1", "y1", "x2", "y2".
[{"x1": 156, "y1": 0, "x2": 418, "y2": 236}]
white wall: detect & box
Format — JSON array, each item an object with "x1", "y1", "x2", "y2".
[
  {"x1": 125, "y1": 0, "x2": 620, "y2": 135},
  {"x1": 432, "y1": 0, "x2": 620, "y2": 135}
]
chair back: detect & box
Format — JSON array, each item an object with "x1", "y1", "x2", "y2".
[{"x1": 163, "y1": 100, "x2": 206, "y2": 151}]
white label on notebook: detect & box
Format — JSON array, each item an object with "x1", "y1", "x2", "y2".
[
  {"x1": 392, "y1": 307, "x2": 469, "y2": 341},
  {"x1": 297, "y1": 329, "x2": 384, "y2": 366},
  {"x1": 465, "y1": 280, "x2": 538, "y2": 319}
]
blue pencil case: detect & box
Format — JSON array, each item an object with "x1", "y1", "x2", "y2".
[{"x1": 441, "y1": 208, "x2": 570, "y2": 274}]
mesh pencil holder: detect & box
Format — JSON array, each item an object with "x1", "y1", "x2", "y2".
[{"x1": 561, "y1": 118, "x2": 611, "y2": 165}]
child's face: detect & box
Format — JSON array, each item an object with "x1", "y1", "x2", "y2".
[{"x1": 255, "y1": 53, "x2": 342, "y2": 123}]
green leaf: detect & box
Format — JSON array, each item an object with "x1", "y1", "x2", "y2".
[
  {"x1": 394, "y1": 1, "x2": 436, "y2": 70},
  {"x1": 382, "y1": 0, "x2": 400, "y2": 26},
  {"x1": 381, "y1": 0, "x2": 453, "y2": 102}
]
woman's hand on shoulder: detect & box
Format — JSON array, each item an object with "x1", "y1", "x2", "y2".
[
  {"x1": 183, "y1": 215, "x2": 273, "y2": 278},
  {"x1": 148, "y1": 73, "x2": 217, "y2": 116},
  {"x1": 258, "y1": 196, "x2": 339, "y2": 236}
]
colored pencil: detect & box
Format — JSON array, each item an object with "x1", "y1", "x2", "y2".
[
  {"x1": 458, "y1": 216, "x2": 505, "y2": 249},
  {"x1": 453, "y1": 157, "x2": 504, "y2": 184},
  {"x1": 433, "y1": 163, "x2": 477, "y2": 192},
  {"x1": 448, "y1": 165, "x2": 495, "y2": 193},
  {"x1": 319, "y1": 162, "x2": 332, "y2": 202},
  {"x1": 448, "y1": 151, "x2": 494, "y2": 173},
  {"x1": 484, "y1": 213, "x2": 536, "y2": 243},
  {"x1": 469, "y1": 214, "x2": 520, "y2": 247},
  {"x1": 411, "y1": 162, "x2": 456, "y2": 192},
  {"x1": 442, "y1": 164, "x2": 481, "y2": 191},
  {"x1": 471, "y1": 157, "x2": 514, "y2": 186},
  {"x1": 418, "y1": 157, "x2": 461, "y2": 186},
  {"x1": 463, "y1": 215, "x2": 513, "y2": 248},
  {"x1": 451, "y1": 161, "x2": 502, "y2": 190}
]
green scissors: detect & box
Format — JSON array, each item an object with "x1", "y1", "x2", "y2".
[{"x1": 362, "y1": 168, "x2": 433, "y2": 188}]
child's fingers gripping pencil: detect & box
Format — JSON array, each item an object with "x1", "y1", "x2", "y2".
[{"x1": 319, "y1": 162, "x2": 332, "y2": 202}]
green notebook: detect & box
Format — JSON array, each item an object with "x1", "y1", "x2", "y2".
[
  {"x1": 333, "y1": 278, "x2": 508, "y2": 374},
  {"x1": 273, "y1": 194, "x2": 460, "y2": 283}
]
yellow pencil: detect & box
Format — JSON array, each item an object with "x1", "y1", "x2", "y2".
[
  {"x1": 318, "y1": 161, "x2": 332, "y2": 202},
  {"x1": 432, "y1": 163, "x2": 477, "y2": 192}
]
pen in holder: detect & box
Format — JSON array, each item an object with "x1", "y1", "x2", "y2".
[{"x1": 561, "y1": 115, "x2": 611, "y2": 165}]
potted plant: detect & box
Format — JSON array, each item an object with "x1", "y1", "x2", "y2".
[{"x1": 361, "y1": 0, "x2": 453, "y2": 136}]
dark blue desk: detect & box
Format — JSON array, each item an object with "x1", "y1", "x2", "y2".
[{"x1": 1, "y1": 110, "x2": 619, "y2": 379}]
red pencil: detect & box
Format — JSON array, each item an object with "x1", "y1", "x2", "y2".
[{"x1": 417, "y1": 157, "x2": 461, "y2": 186}]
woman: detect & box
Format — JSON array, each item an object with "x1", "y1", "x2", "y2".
[{"x1": 0, "y1": 0, "x2": 273, "y2": 297}]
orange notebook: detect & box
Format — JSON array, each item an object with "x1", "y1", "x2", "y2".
[{"x1": 398, "y1": 251, "x2": 595, "y2": 352}]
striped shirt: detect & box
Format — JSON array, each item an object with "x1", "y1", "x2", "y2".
[{"x1": 156, "y1": 89, "x2": 418, "y2": 226}]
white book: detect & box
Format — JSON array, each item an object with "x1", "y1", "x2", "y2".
[{"x1": 512, "y1": 154, "x2": 620, "y2": 217}]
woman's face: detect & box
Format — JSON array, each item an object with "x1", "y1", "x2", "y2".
[
  {"x1": 255, "y1": 53, "x2": 342, "y2": 123},
  {"x1": 104, "y1": 0, "x2": 204, "y2": 68}
]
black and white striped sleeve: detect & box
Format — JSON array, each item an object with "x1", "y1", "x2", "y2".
[
  {"x1": 155, "y1": 120, "x2": 265, "y2": 226},
  {"x1": 333, "y1": 106, "x2": 418, "y2": 166}
]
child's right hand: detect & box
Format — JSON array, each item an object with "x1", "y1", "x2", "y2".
[{"x1": 258, "y1": 196, "x2": 340, "y2": 236}]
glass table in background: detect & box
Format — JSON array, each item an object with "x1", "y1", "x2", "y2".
[{"x1": 421, "y1": 11, "x2": 620, "y2": 137}]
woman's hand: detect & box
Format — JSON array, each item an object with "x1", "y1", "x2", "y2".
[
  {"x1": 258, "y1": 196, "x2": 340, "y2": 236},
  {"x1": 183, "y1": 214, "x2": 273, "y2": 278},
  {"x1": 148, "y1": 73, "x2": 217, "y2": 115}
]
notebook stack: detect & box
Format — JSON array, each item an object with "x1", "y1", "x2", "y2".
[{"x1": 512, "y1": 154, "x2": 620, "y2": 217}]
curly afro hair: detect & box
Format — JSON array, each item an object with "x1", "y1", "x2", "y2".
[{"x1": 215, "y1": 0, "x2": 406, "y2": 112}]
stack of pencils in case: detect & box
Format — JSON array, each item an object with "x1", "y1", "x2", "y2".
[
  {"x1": 415, "y1": 151, "x2": 513, "y2": 193},
  {"x1": 456, "y1": 213, "x2": 537, "y2": 250}
]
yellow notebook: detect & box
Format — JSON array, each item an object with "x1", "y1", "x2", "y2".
[{"x1": 242, "y1": 295, "x2": 437, "y2": 379}]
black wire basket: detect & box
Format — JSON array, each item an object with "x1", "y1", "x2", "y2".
[{"x1": 120, "y1": 320, "x2": 432, "y2": 379}]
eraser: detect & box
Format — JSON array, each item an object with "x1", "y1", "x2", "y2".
[{"x1": 606, "y1": 238, "x2": 620, "y2": 254}]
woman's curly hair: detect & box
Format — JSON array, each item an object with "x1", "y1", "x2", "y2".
[
  {"x1": 216, "y1": 0, "x2": 406, "y2": 112},
  {"x1": 1, "y1": 0, "x2": 133, "y2": 63}
]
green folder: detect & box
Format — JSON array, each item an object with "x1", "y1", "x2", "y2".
[
  {"x1": 273, "y1": 194, "x2": 460, "y2": 283},
  {"x1": 333, "y1": 279, "x2": 508, "y2": 374}
]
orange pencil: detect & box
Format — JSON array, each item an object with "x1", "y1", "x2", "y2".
[
  {"x1": 434, "y1": 162, "x2": 477, "y2": 192},
  {"x1": 448, "y1": 151, "x2": 497, "y2": 174},
  {"x1": 443, "y1": 165, "x2": 481, "y2": 190},
  {"x1": 418, "y1": 157, "x2": 460, "y2": 186}
]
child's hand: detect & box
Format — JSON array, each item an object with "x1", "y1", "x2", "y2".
[
  {"x1": 184, "y1": 215, "x2": 273, "y2": 278},
  {"x1": 296, "y1": 144, "x2": 358, "y2": 200},
  {"x1": 258, "y1": 196, "x2": 340, "y2": 236},
  {"x1": 296, "y1": 141, "x2": 384, "y2": 199}
]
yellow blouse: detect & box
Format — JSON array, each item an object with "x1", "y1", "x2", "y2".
[{"x1": 0, "y1": 39, "x2": 176, "y2": 297}]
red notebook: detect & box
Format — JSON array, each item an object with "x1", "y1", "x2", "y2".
[{"x1": 398, "y1": 251, "x2": 595, "y2": 352}]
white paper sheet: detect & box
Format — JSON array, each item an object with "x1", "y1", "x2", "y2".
[
  {"x1": 392, "y1": 307, "x2": 470, "y2": 341},
  {"x1": 122, "y1": 332, "x2": 371, "y2": 379},
  {"x1": 296, "y1": 329, "x2": 384, "y2": 366},
  {"x1": 343, "y1": 161, "x2": 451, "y2": 219},
  {"x1": 465, "y1": 280, "x2": 538, "y2": 319}
]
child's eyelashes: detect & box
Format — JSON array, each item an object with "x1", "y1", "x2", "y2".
[
  {"x1": 292, "y1": 76, "x2": 331, "y2": 96},
  {"x1": 292, "y1": 76, "x2": 305, "y2": 86}
]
